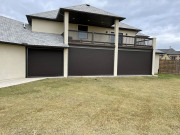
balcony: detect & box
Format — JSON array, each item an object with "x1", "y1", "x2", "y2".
[{"x1": 68, "y1": 30, "x2": 153, "y2": 48}]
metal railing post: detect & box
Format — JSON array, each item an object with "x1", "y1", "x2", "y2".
[
  {"x1": 92, "y1": 32, "x2": 94, "y2": 44},
  {"x1": 134, "y1": 37, "x2": 137, "y2": 46}
]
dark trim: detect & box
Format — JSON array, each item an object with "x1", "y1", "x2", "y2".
[
  {"x1": 26, "y1": 15, "x2": 58, "y2": 25},
  {"x1": 151, "y1": 51, "x2": 153, "y2": 75},
  {"x1": 118, "y1": 48, "x2": 152, "y2": 52},
  {"x1": 59, "y1": 8, "x2": 126, "y2": 21},
  {"x1": 118, "y1": 45, "x2": 153, "y2": 50},
  {"x1": 69, "y1": 43, "x2": 115, "y2": 48},
  {"x1": 0, "y1": 41, "x2": 68, "y2": 48},
  {"x1": 0, "y1": 41, "x2": 26, "y2": 47},
  {"x1": 69, "y1": 45, "x2": 114, "y2": 50}
]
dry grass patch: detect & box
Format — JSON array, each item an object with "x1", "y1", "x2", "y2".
[{"x1": 0, "y1": 74, "x2": 180, "y2": 135}]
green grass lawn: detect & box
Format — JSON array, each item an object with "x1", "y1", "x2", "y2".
[{"x1": 0, "y1": 74, "x2": 180, "y2": 135}]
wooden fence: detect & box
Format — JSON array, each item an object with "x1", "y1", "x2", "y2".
[{"x1": 159, "y1": 60, "x2": 180, "y2": 74}]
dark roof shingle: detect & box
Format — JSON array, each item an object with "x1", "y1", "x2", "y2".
[
  {"x1": 62, "y1": 4, "x2": 123, "y2": 18},
  {"x1": 112, "y1": 22, "x2": 141, "y2": 31},
  {"x1": 156, "y1": 49, "x2": 165, "y2": 54},
  {"x1": 159, "y1": 49, "x2": 180, "y2": 55},
  {"x1": 29, "y1": 9, "x2": 59, "y2": 19},
  {"x1": 0, "y1": 16, "x2": 67, "y2": 48},
  {"x1": 136, "y1": 32, "x2": 149, "y2": 37},
  {"x1": 27, "y1": 5, "x2": 138, "y2": 31}
]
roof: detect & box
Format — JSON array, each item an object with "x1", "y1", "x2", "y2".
[
  {"x1": 27, "y1": 4, "x2": 138, "y2": 31},
  {"x1": 158, "y1": 48, "x2": 180, "y2": 55},
  {"x1": 28, "y1": 9, "x2": 59, "y2": 19},
  {"x1": 156, "y1": 49, "x2": 165, "y2": 54},
  {"x1": 136, "y1": 32, "x2": 149, "y2": 37},
  {"x1": 112, "y1": 22, "x2": 141, "y2": 31},
  {"x1": 0, "y1": 16, "x2": 67, "y2": 48},
  {"x1": 61, "y1": 4, "x2": 124, "y2": 19}
]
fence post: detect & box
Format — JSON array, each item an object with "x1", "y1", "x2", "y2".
[
  {"x1": 166, "y1": 59, "x2": 168, "y2": 74},
  {"x1": 176, "y1": 60, "x2": 177, "y2": 75},
  {"x1": 178, "y1": 60, "x2": 180, "y2": 75},
  {"x1": 160, "y1": 60, "x2": 162, "y2": 74}
]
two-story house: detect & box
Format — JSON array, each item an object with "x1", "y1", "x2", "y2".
[
  {"x1": 0, "y1": 4, "x2": 156, "y2": 80},
  {"x1": 159, "y1": 47, "x2": 180, "y2": 60}
]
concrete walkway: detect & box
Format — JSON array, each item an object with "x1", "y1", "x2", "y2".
[{"x1": 0, "y1": 78, "x2": 45, "y2": 89}]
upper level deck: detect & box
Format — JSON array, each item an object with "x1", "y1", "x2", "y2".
[{"x1": 68, "y1": 30, "x2": 153, "y2": 48}]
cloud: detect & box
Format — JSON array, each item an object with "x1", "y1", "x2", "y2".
[{"x1": 0, "y1": 0, "x2": 180, "y2": 50}]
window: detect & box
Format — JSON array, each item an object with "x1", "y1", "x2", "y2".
[
  {"x1": 171, "y1": 56, "x2": 177, "y2": 60},
  {"x1": 78, "y1": 25, "x2": 88, "y2": 39}
]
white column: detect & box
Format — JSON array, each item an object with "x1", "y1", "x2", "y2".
[
  {"x1": 152, "y1": 38, "x2": 156, "y2": 75},
  {"x1": 64, "y1": 12, "x2": 69, "y2": 77},
  {"x1": 64, "y1": 48, "x2": 68, "y2": 77},
  {"x1": 114, "y1": 19, "x2": 119, "y2": 76}
]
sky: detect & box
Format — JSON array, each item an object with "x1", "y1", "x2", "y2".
[{"x1": 0, "y1": 0, "x2": 180, "y2": 50}]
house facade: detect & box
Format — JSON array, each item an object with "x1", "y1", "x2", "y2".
[
  {"x1": 0, "y1": 4, "x2": 156, "y2": 81},
  {"x1": 159, "y1": 48, "x2": 180, "y2": 60}
]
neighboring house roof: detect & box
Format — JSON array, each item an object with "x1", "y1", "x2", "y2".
[
  {"x1": 136, "y1": 32, "x2": 149, "y2": 37},
  {"x1": 158, "y1": 48, "x2": 180, "y2": 55},
  {"x1": 156, "y1": 49, "x2": 165, "y2": 54},
  {"x1": 0, "y1": 16, "x2": 68, "y2": 48}
]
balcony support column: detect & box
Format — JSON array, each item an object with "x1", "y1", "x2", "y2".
[
  {"x1": 152, "y1": 38, "x2": 156, "y2": 75},
  {"x1": 64, "y1": 11, "x2": 69, "y2": 78},
  {"x1": 114, "y1": 19, "x2": 119, "y2": 76}
]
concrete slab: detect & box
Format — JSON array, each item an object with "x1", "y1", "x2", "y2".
[
  {"x1": 68, "y1": 75, "x2": 158, "y2": 78},
  {"x1": 0, "y1": 78, "x2": 45, "y2": 89}
]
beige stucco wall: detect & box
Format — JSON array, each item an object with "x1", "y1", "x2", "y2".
[
  {"x1": 155, "y1": 53, "x2": 160, "y2": 74},
  {"x1": 32, "y1": 19, "x2": 64, "y2": 34},
  {"x1": 160, "y1": 54, "x2": 171, "y2": 60},
  {"x1": 32, "y1": 19, "x2": 137, "y2": 36},
  {"x1": 0, "y1": 43, "x2": 26, "y2": 81},
  {"x1": 168, "y1": 54, "x2": 180, "y2": 60}
]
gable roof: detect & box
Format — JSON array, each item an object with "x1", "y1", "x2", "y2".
[
  {"x1": 28, "y1": 9, "x2": 59, "y2": 19},
  {"x1": 112, "y1": 22, "x2": 141, "y2": 31},
  {"x1": 0, "y1": 16, "x2": 67, "y2": 48},
  {"x1": 27, "y1": 4, "x2": 125, "y2": 27},
  {"x1": 61, "y1": 4, "x2": 124, "y2": 19},
  {"x1": 136, "y1": 32, "x2": 149, "y2": 37},
  {"x1": 158, "y1": 48, "x2": 180, "y2": 55},
  {"x1": 27, "y1": 5, "x2": 139, "y2": 31},
  {"x1": 119, "y1": 22, "x2": 141, "y2": 31}
]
